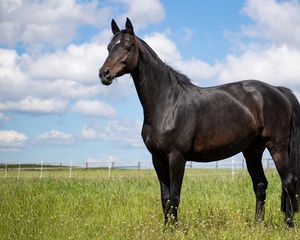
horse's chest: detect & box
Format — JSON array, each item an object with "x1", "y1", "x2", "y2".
[{"x1": 141, "y1": 124, "x2": 166, "y2": 154}]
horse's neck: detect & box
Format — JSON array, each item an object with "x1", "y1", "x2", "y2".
[{"x1": 131, "y1": 47, "x2": 175, "y2": 122}]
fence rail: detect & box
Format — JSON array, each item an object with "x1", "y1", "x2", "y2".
[{"x1": 0, "y1": 158, "x2": 276, "y2": 179}]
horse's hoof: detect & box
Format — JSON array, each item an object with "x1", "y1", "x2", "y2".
[{"x1": 285, "y1": 218, "x2": 294, "y2": 228}]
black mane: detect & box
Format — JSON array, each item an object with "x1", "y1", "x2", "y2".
[{"x1": 137, "y1": 37, "x2": 193, "y2": 88}]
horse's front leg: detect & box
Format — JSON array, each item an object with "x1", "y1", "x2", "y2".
[
  {"x1": 168, "y1": 150, "x2": 186, "y2": 224},
  {"x1": 152, "y1": 154, "x2": 170, "y2": 224}
]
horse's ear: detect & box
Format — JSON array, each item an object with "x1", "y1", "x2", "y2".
[
  {"x1": 125, "y1": 17, "x2": 134, "y2": 35},
  {"x1": 111, "y1": 19, "x2": 120, "y2": 35}
]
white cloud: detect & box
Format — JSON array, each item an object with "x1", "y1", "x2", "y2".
[
  {"x1": 72, "y1": 100, "x2": 116, "y2": 118},
  {"x1": 0, "y1": 48, "x2": 29, "y2": 101},
  {"x1": 0, "y1": 0, "x2": 166, "y2": 50},
  {"x1": 0, "y1": 113, "x2": 12, "y2": 121},
  {"x1": 100, "y1": 120, "x2": 143, "y2": 148},
  {"x1": 117, "y1": 0, "x2": 165, "y2": 29},
  {"x1": 41, "y1": 79, "x2": 100, "y2": 99},
  {"x1": 0, "y1": 40, "x2": 134, "y2": 115},
  {"x1": 242, "y1": 0, "x2": 300, "y2": 49},
  {"x1": 0, "y1": 43, "x2": 122, "y2": 102},
  {"x1": 81, "y1": 124, "x2": 97, "y2": 139},
  {"x1": 144, "y1": 32, "x2": 181, "y2": 63},
  {"x1": 0, "y1": 96, "x2": 68, "y2": 114},
  {"x1": 217, "y1": 45, "x2": 300, "y2": 85},
  {"x1": 37, "y1": 130, "x2": 74, "y2": 145},
  {"x1": 0, "y1": 0, "x2": 110, "y2": 48},
  {"x1": 143, "y1": 32, "x2": 219, "y2": 82},
  {"x1": 0, "y1": 0, "x2": 166, "y2": 113},
  {"x1": 0, "y1": 42, "x2": 121, "y2": 116},
  {"x1": 213, "y1": 0, "x2": 300, "y2": 89},
  {"x1": 25, "y1": 40, "x2": 135, "y2": 99},
  {"x1": 27, "y1": 43, "x2": 106, "y2": 84},
  {"x1": 80, "y1": 119, "x2": 143, "y2": 148},
  {"x1": 0, "y1": 130, "x2": 28, "y2": 151}
]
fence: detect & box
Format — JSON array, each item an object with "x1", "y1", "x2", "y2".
[{"x1": 0, "y1": 157, "x2": 275, "y2": 179}]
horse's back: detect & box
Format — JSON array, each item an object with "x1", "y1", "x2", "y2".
[{"x1": 212, "y1": 79, "x2": 292, "y2": 130}]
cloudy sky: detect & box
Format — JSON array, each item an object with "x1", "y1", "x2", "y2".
[{"x1": 1, "y1": 0, "x2": 300, "y2": 166}]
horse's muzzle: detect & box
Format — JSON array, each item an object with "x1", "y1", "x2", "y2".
[
  {"x1": 99, "y1": 67, "x2": 113, "y2": 86},
  {"x1": 101, "y1": 76, "x2": 113, "y2": 86}
]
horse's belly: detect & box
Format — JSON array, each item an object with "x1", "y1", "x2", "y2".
[
  {"x1": 188, "y1": 146, "x2": 243, "y2": 162},
  {"x1": 190, "y1": 131, "x2": 256, "y2": 162}
]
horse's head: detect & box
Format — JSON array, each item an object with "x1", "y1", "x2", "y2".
[{"x1": 99, "y1": 18, "x2": 139, "y2": 85}]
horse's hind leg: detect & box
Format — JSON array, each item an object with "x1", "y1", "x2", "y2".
[
  {"x1": 243, "y1": 139, "x2": 268, "y2": 222},
  {"x1": 267, "y1": 148, "x2": 297, "y2": 227}
]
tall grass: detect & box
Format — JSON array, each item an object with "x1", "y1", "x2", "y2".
[{"x1": 0, "y1": 169, "x2": 299, "y2": 239}]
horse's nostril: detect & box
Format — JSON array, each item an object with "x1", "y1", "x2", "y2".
[{"x1": 104, "y1": 68, "x2": 110, "y2": 77}]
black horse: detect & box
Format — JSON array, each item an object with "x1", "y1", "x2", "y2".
[{"x1": 99, "y1": 18, "x2": 300, "y2": 227}]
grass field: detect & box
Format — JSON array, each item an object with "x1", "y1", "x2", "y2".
[{"x1": 0, "y1": 169, "x2": 299, "y2": 239}]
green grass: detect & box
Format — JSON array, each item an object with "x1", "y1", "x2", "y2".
[{"x1": 0, "y1": 169, "x2": 299, "y2": 239}]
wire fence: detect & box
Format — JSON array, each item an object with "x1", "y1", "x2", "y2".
[{"x1": 0, "y1": 157, "x2": 276, "y2": 179}]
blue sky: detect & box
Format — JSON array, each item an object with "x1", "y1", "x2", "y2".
[{"x1": 1, "y1": 0, "x2": 300, "y2": 166}]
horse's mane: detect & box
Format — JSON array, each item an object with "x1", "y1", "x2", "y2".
[{"x1": 137, "y1": 37, "x2": 193, "y2": 88}]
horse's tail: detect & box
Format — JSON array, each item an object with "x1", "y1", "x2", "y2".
[{"x1": 279, "y1": 87, "x2": 300, "y2": 212}]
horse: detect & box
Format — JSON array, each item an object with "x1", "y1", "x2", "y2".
[{"x1": 99, "y1": 18, "x2": 300, "y2": 227}]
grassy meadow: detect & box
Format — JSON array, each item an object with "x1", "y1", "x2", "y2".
[{"x1": 0, "y1": 168, "x2": 299, "y2": 239}]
